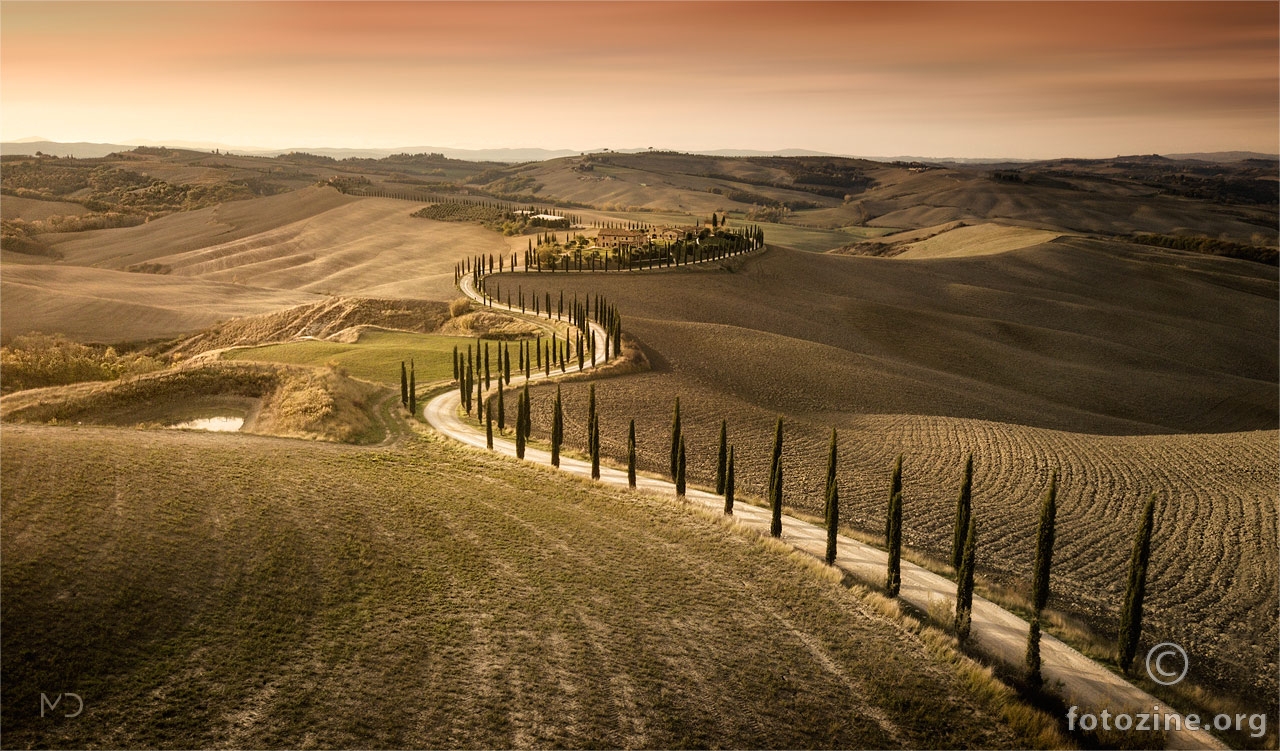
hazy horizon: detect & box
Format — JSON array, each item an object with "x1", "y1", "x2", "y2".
[
  {"x1": 8, "y1": 134, "x2": 1280, "y2": 163},
  {"x1": 2, "y1": 1, "x2": 1277, "y2": 160}
]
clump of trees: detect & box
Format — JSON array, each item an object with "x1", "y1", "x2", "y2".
[
  {"x1": 0, "y1": 333, "x2": 164, "y2": 393},
  {"x1": 412, "y1": 202, "x2": 574, "y2": 235}
]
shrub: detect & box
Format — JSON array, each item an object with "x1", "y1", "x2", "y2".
[{"x1": 1, "y1": 333, "x2": 163, "y2": 393}]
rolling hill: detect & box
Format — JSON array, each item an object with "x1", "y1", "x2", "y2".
[
  {"x1": 495, "y1": 239, "x2": 1278, "y2": 705},
  {"x1": 5, "y1": 140, "x2": 1274, "y2": 716},
  {"x1": 1, "y1": 424, "x2": 1060, "y2": 748},
  {"x1": 1, "y1": 188, "x2": 515, "y2": 342}
]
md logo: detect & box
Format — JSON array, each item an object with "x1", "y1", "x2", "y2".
[{"x1": 40, "y1": 693, "x2": 83, "y2": 718}]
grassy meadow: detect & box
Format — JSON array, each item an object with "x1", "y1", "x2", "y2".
[
  {"x1": 1, "y1": 424, "x2": 1061, "y2": 749},
  {"x1": 222, "y1": 330, "x2": 481, "y2": 387}
]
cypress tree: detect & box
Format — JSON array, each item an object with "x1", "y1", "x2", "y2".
[
  {"x1": 484, "y1": 343, "x2": 491, "y2": 389},
  {"x1": 452, "y1": 345, "x2": 459, "y2": 381},
  {"x1": 400, "y1": 360, "x2": 408, "y2": 406},
  {"x1": 590, "y1": 413, "x2": 600, "y2": 480},
  {"x1": 886, "y1": 454, "x2": 903, "y2": 544},
  {"x1": 497, "y1": 383, "x2": 505, "y2": 432},
  {"x1": 955, "y1": 519, "x2": 977, "y2": 640},
  {"x1": 1031, "y1": 472, "x2": 1058, "y2": 614},
  {"x1": 886, "y1": 490, "x2": 902, "y2": 596},
  {"x1": 675, "y1": 437, "x2": 686, "y2": 496},
  {"x1": 515, "y1": 387, "x2": 527, "y2": 459},
  {"x1": 669, "y1": 397, "x2": 682, "y2": 480},
  {"x1": 769, "y1": 417, "x2": 783, "y2": 538},
  {"x1": 724, "y1": 446, "x2": 735, "y2": 515},
  {"x1": 408, "y1": 361, "x2": 416, "y2": 416},
  {"x1": 504, "y1": 344, "x2": 511, "y2": 385},
  {"x1": 551, "y1": 385, "x2": 563, "y2": 468},
  {"x1": 465, "y1": 358, "x2": 473, "y2": 413},
  {"x1": 952, "y1": 454, "x2": 973, "y2": 570},
  {"x1": 825, "y1": 428, "x2": 839, "y2": 565},
  {"x1": 1026, "y1": 616, "x2": 1042, "y2": 688},
  {"x1": 587, "y1": 384, "x2": 596, "y2": 443},
  {"x1": 627, "y1": 419, "x2": 636, "y2": 487},
  {"x1": 486, "y1": 403, "x2": 494, "y2": 449},
  {"x1": 522, "y1": 383, "x2": 531, "y2": 439},
  {"x1": 715, "y1": 419, "x2": 728, "y2": 494},
  {"x1": 1118, "y1": 494, "x2": 1157, "y2": 673}
]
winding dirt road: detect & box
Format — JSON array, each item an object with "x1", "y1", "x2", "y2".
[{"x1": 426, "y1": 267, "x2": 1224, "y2": 750}]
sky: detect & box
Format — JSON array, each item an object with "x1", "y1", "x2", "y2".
[{"x1": 2, "y1": 1, "x2": 1277, "y2": 159}]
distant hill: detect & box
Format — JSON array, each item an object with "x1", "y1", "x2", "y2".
[
  {"x1": 6, "y1": 139, "x2": 1277, "y2": 165},
  {"x1": 1, "y1": 140, "x2": 137, "y2": 159},
  {"x1": 1164, "y1": 151, "x2": 1279, "y2": 163},
  {"x1": 249, "y1": 146, "x2": 584, "y2": 162}
]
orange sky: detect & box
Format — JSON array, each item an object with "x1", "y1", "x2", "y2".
[{"x1": 2, "y1": 1, "x2": 1276, "y2": 158}]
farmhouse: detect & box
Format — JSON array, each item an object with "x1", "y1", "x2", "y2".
[
  {"x1": 652, "y1": 226, "x2": 691, "y2": 242},
  {"x1": 597, "y1": 228, "x2": 648, "y2": 249}
]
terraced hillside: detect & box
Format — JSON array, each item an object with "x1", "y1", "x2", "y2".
[
  {"x1": 494, "y1": 240, "x2": 1279, "y2": 706},
  {"x1": 0, "y1": 264, "x2": 320, "y2": 343},
  {"x1": 1, "y1": 424, "x2": 1059, "y2": 749}
]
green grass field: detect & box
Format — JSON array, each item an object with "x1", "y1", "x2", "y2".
[
  {"x1": 222, "y1": 330, "x2": 488, "y2": 386},
  {"x1": 2, "y1": 424, "x2": 1062, "y2": 748}
]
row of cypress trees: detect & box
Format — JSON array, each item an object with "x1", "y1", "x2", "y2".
[
  {"x1": 936, "y1": 460, "x2": 1157, "y2": 683},
  {"x1": 668, "y1": 402, "x2": 1160, "y2": 684},
  {"x1": 473, "y1": 378, "x2": 1160, "y2": 682},
  {"x1": 512, "y1": 225, "x2": 764, "y2": 273},
  {"x1": 448, "y1": 214, "x2": 764, "y2": 283},
  {"x1": 450, "y1": 243, "x2": 1164, "y2": 687}
]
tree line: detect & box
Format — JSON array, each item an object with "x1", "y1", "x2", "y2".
[{"x1": 451, "y1": 222, "x2": 765, "y2": 283}]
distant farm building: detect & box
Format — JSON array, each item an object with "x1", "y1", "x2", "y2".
[
  {"x1": 597, "y1": 228, "x2": 648, "y2": 249},
  {"x1": 653, "y1": 226, "x2": 691, "y2": 242}
]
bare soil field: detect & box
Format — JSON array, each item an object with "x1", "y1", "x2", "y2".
[
  {"x1": 140, "y1": 197, "x2": 506, "y2": 300},
  {"x1": 35, "y1": 188, "x2": 506, "y2": 301},
  {"x1": 1, "y1": 424, "x2": 1059, "y2": 748},
  {"x1": 495, "y1": 240, "x2": 1279, "y2": 706},
  {"x1": 470, "y1": 152, "x2": 1276, "y2": 245},
  {"x1": 893, "y1": 223, "x2": 1066, "y2": 259},
  {"x1": 0, "y1": 264, "x2": 319, "y2": 343},
  {"x1": 504, "y1": 240, "x2": 1276, "y2": 435},
  {"x1": 3, "y1": 189, "x2": 514, "y2": 342},
  {"x1": 1, "y1": 195, "x2": 93, "y2": 221},
  {"x1": 35, "y1": 185, "x2": 358, "y2": 267},
  {"x1": 800, "y1": 168, "x2": 1276, "y2": 243}
]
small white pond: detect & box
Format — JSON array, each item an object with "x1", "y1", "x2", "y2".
[{"x1": 168, "y1": 416, "x2": 244, "y2": 432}]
